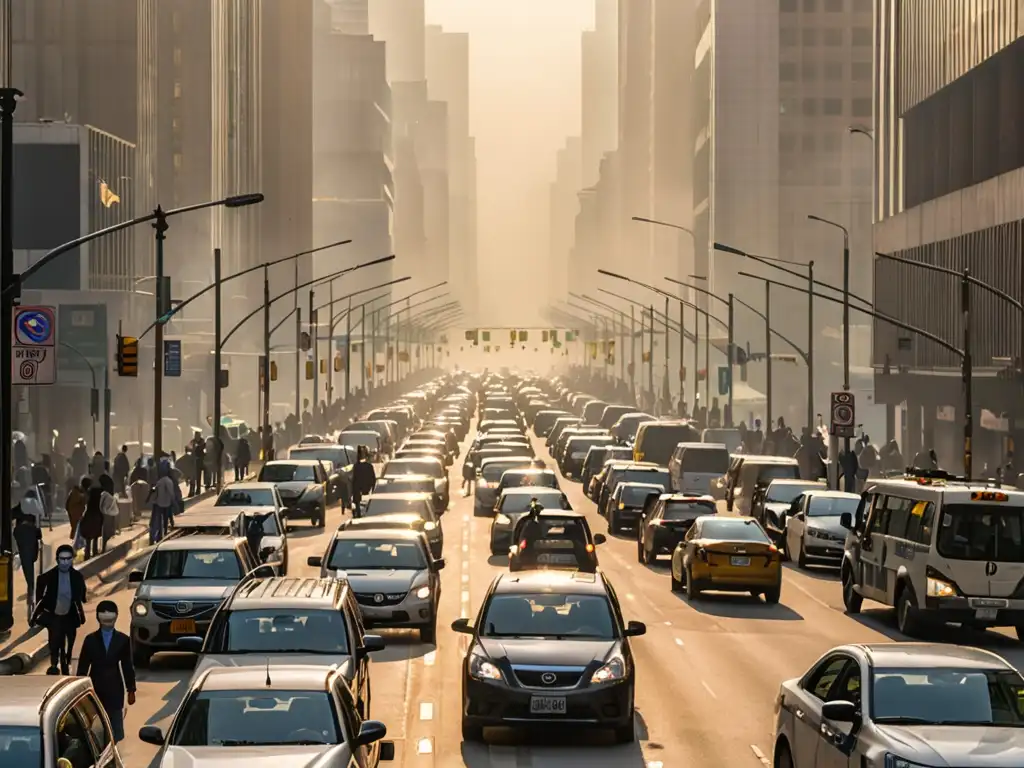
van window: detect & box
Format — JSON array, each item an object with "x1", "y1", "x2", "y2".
[
  {"x1": 636, "y1": 423, "x2": 702, "y2": 465},
  {"x1": 884, "y1": 496, "x2": 914, "y2": 539},
  {"x1": 936, "y1": 506, "x2": 1024, "y2": 562},
  {"x1": 867, "y1": 495, "x2": 890, "y2": 534},
  {"x1": 904, "y1": 501, "x2": 935, "y2": 545},
  {"x1": 681, "y1": 448, "x2": 729, "y2": 474}
]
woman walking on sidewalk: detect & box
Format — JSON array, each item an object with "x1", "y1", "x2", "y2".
[{"x1": 79, "y1": 485, "x2": 104, "y2": 560}]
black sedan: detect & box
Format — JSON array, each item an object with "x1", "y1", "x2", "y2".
[
  {"x1": 452, "y1": 570, "x2": 645, "y2": 744},
  {"x1": 508, "y1": 510, "x2": 605, "y2": 573},
  {"x1": 637, "y1": 494, "x2": 716, "y2": 564}
]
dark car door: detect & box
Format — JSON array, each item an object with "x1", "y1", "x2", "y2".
[
  {"x1": 344, "y1": 590, "x2": 372, "y2": 718},
  {"x1": 333, "y1": 678, "x2": 372, "y2": 768}
]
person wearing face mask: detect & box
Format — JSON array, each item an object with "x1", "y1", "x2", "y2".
[
  {"x1": 76, "y1": 600, "x2": 136, "y2": 742},
  {"x1": 31, "y1": 544, "x2": 86, "y2": 675}
]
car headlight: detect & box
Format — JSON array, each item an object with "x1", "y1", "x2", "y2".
[
  {"x1": 926, "y1": 575, "x2": 957, "y2": 598},
  {"x1": 468, "y1": 651, "x2": 504, "y2": 682},
  {"x1": 885, "y1": 756, "x2": 929, "y2": 768},
  {"x1": 133, "y1": 601, "x2": 149, "y2": 617},
  {"x1": 618, "y1": 502, "x2": 625, "y2": 510},
  {"x1": 415, "y1": 585, "x2": 431, "y2": 599},
  {"x1": 423, "y1": 521, "x2": 437, "y2": 531},
  {"x1": 495, "y1": 513, "x2": 511, "y2": 525},
  {"x1": 807, "y1": 528, "x2": 826, "y2": 539},
  {"x1": 591, "y1": 656, "x2": 626, "y2": 684}
]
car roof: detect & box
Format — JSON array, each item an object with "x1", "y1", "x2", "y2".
[
  {"x1": 617, "y1": 482, "x2": 665, "y2": 490},
  {"x1": 386, "y1": 457, "x2": 441, "y2": 465},
  {"x1": 493, "y1": 570, "x2": 606, "y2": 595},
  {"x1": 0, "y1": 676, "x2": 91, "y2": 726},
  {"x1": 265, "y1": 459, "x2": 320, "y2": 467},
  {"x1": 379, "y1": 474, "x2": 434, "y2": 482},
  {"x1": 660, "y1": 493, "x2": 716, "y2": 503},
  {"x1": 365, "y1": 492, "x2": 432, "y2": 501},
  {"x1": 502, "y1": 468, "x2": 555, "y2": 476},
  {"x1": 221, "y1": 482, "x2": 277, "y2": 491},
  {"x1": 197, "y1": 664, "x2": 336, "y2": 692},
  {"x1": 855, "y1": 643, "x2": 1013, "y2": 671},
  {"x1": 333, "y1": 528, "x2": 425, "y2": 542},
  {"x1": 228, "y1": 577, "x2": 343, "y2": 610},
  {"x1": 500, "y1": 487, "x2": 564, "y2": 496},
  {"x1": 768, "y1": 478, "x2": 826, "y2": 486},
  {"x1": 155, "y1": 535, "x2": 244, "y2": 551},
  {"x1": 480, "y1": 456, "x2": 532, "y2": 466},
  {"x1": 803, "y1": 490, "x2": 860, "y2": 500}
]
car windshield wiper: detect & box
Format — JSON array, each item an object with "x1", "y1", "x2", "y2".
[
  {"x1": 873, "y1": 716, "x2": 936, "y2": 725},
  {"x1": 214, "y1": 740, "x2": 259, "y2": 746},
  {"x1": 931, "y1": 720, "x2": 1024, "y2": 728}
]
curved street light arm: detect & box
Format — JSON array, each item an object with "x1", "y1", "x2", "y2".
[
  {"x1": 270, "y1": 306, "x2": 299, "y2": 338},
  {"x1": 329, "y1": 279, "x2": 442, "y2": 330},
  {"x1": 596, "y1": 268, "x2": 675, "y2": 301},
  {"x1": 875, "y1": 251, "x2": 1023, "y2": 312},
  {"x1": 593, "y1": 289, "x2": 698, "y2": 344},
  {"x1": 389, "y1": 300, "x2": 458, "y2": 328},
  {"x1": 318, "y1": 277, "x2": 412, "y2": 334},
  {"x1": 631, "y1": 216, "x2": 696, "y2": 240}
]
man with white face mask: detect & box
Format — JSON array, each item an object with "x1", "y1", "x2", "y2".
[{"x1": 76, "y1": 600, "x2": 137, "y2": 742}]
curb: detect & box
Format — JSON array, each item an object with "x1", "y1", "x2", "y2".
[{"x1": 17, "y1": 486, "x2": 219, "y2": 673}]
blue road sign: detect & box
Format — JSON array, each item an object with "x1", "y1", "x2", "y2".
[
  {"x1": 164, "y1": 339, "x2": 182, "y2": 377},
  {"x1": 717, "y1": 365, "x2": 731, "y2": 396}
]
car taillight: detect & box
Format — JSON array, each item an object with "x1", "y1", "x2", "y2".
[
  {"x1": 585, "y1": 543, "x2": 594, "y2": 553},
  {"x1": 519, "y1": 539, "x2": 527, "y2": 550},
  {"x1": 649, "y1": 519, "x2": 663, "y2": 526}
]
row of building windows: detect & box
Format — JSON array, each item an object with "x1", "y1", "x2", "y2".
[
  {"x1": 780, "y1": 26, "x2": 873, "y2": 47},
  {"x1": 779, "y1": 60, "x2": 872, "y2": 81},
  {"x1": 779, "y1": 165, "x2": 873, "y2": 187},
  {"x1": 780, "y1": 0, "x2": 872, "y2": 12},
  {"x1": 780, "y1": 96, "x2": 872, "y2": 117}
]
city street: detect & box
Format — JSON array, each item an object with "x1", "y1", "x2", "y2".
[{"x1": 50, "y1": 426, "x2": 1024, "y2": 768}]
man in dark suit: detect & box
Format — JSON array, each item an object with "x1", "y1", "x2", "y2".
[
  {"x1": 30, "y1": 544, "x2": 86, "y2": 675},
  {"x1": 76, "y1": 600, "x2": 136, "y2": 742}
]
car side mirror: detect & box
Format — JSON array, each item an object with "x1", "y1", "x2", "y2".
[
  {"x1": 433, "y1": 557, "x2": 446, "y2": 571},
  {"x1": 593, "y1": 533, "x2": 607, "y2": 545},
  {"x1": 360, "y1": 634, "x2": 386, "y2": 654},
  {"x1": 175, "y1": 636, "x2": 203, "y2": 653},
  {"x1": 138, "y1": 725, "x2": 165, "y2": 746},
  {"x1": 251, "y1": 564, "x2": 275, "y2": 579},
  {"x1": 307, "y1": 555, "x2": 323, "y2": 567},
  {"x1": 128, "y1": 571, "x2": 144, "y2": 584},
  {"x1": 355, "y1": 720, "x2": 388, "y2": 747},
  {"x1": 624, "y1": 620, "x2": 647, "y2": 637},
  {"x1": 451, "y1": 617, "x2": 473, "y2": 634},
  {"x1": 821, "y1": 699, "x2": 858, "y2": 723},
  {"x1": 839, "y1": 512, "x2": 853, "y2": 530}
]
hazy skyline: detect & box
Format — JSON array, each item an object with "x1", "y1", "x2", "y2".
[{"x1": 426, "y1": 0, "x2": 594, "y2": 325}]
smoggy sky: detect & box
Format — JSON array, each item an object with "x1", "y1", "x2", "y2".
[{"x1": 426, "y1": 0, "x2": 594, "y2": 325}]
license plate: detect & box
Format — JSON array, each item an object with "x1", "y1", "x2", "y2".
[
  {"x1": 529, "y1": 696, "x2": 566, "y2": 715},
  {"x1": 537, "y1": 554, "x2": 575, "y2": 564},
  {"x1": 976, "y1": 608, "x2": 999, "y2": 621},
  {"x1": 170, "y1": 619, "x2": 196, "y2": 634},
  {"x1": 730, "y1": 556, "x2": 751, "y2": 567},
  {"x1": 971, "y1": 598, "x2": 1008, "y2": 608}
]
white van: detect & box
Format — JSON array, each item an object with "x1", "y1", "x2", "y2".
[
  {"x1": 840, "y1": 471, "x2": 1024, "y2": 639},
  {"x1": 668, "y1": 442, "x2": 730, "y2": 495},
  {"x1": 727, "y1": 456, "x2": 801, "y2": 515}
]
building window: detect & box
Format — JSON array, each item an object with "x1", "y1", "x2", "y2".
[
  {"x1": 825, "y1": 62, "x2": 843, "y2": 80},
  {"x1": 173, "y1": 81, "x2": 182, "y2": 99},
  {"x1": 173, "y1": 153, "x2": 183, "y2": 171},
  {"x1": 851, "y1": 97, "x2": 872, "y2": 116},
  {"x1": 823, "y1": 98, "x2": 843, "y2": 115},
  {"x1": 780, "y1": 0, "x2": 797, "y2": 10},
  {"x1": 780, "y1": 133, "x2": 798, "y2": 152},
  {"x1": 823, "y1": 28, "x2": 843, "y2": 46},
  {"x1": 802, "y1": 98, "x2": 818, "y2": 115},
  {"x1": 825, "y1": 0, "x2": 843, "y2": 10},
  {"x1": 852, "y1": 62, "x2": 871, "y2": 80},
  {"x1": 779, "y1": 62, "x2": 798, "y2": 81},
  {"x1": 801, "y1": 61, "x2": 818, "y2": 80},
  {"x1": 802, "y1": 134, "x2": 817, "y2": 152},
  {"x1": 173, "y1": 48, "x2": 182, "y2": 67},
  {"x1": 780, "y1": 27, "x2": 798, "y2": 46},
  {"x1": 852, "y1": 27, "x2": 872, "y2": 46},
  {"x1": 780, "y1": 97, "x2": 800, "y2": 115},
  {"x1": 802, "y1": 28, "x2": 817, "y2": 46}
]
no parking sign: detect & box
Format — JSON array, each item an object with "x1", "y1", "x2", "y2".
[{"x1": 12, "y1": 305, "x2": 56, "y2": 385}]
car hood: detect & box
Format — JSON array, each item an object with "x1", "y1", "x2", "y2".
[
  {"x1": 159, "y1": 745, "x2": 331, "y2": 767},
  {"x1": 192, "y1": 654, "x2": 353, "y2": 685},
  {"x1": 478, "y1": 637, "x2": 616, "y2": 668},
  {"x1": 805, "y1": 516, "x2": 846, "y2": 538},
  {"x1": 136, "y1": 581, "x2": 237, "y2": 601},
  {"x1": 273, "y1": 481, "x2": 317, "y2": 496},
  {"x1": 878, "y1": 724, "x2": 1024, "y2": 766},
  {"x1": 332, "y1": 568, "x2": 424, "y2": 592}
]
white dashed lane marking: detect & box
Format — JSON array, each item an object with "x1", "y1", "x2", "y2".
[
  {"x1": 701, "y1": 680, "x2": 717, "y2": 699},
  {"x1": 750, "y1": 744, "x2": 771, "y2": 765}
]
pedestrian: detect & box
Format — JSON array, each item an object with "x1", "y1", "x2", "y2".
[
  {"x1": 99, "y1": 481, "x2": 118, "y2": 551},
  {"x1": 148, "y1": 459, "x2": 176, "y2": 544},
  {"x1": 90, "y1": 451, "x2": 105, "y2": 479},
  {"x1": 113, "y1": 445, "x2": 130, "y2": 497},
  {"x1": 19, "y1": 486, "x2": 44, "y2": 525},
  {"x1": 31, "y1": 544, "x2": 86, "y2": 676},
  {"x1": 13, "y1": 509, "x2": 42, "y2": 611},
  {"x1": 75, "y1": 600, "x2": 136, "y2": 743},
  {"x1": 234, "y1": 436, "x2": 252, "y2": 481},
  {"x1": 31, "y1": 456, "x2": 53, "y2": 521},
  {"x1": 352, "y1": 445, "x2": 376, "y2": 514},
  {"x1": 70, "y1": 440, "x2": 89, "y2": 480},
  {"x1": 461, "y1": 459, "x2": 475, "y2": 497},
  {"x1": 191, "y1": 440, "x2": 205, "y2": 497},
  {"x1": 80, "y1": 485, "x2": 104, "y2": 560},
  {"x1": 65, "y1": 477, "x2": 90, "y2": 546}
]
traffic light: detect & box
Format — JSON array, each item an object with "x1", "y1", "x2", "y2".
[
  {"x1": 270, "y1": 361, "x2": 278, "y2": 381},
  {"x1": 305, "y1": 361, "x2": 314, "y2": 380},
  {"x1": 320, "y1": 358, "x2": 326, "y2": 374},
  {"x1": 334, "y1": 354, "x2": 342, "y2": 372},
  {"x1": 509, "y1": 330, "x2": 517, "y2": 345},
  {"x1": 116, "y1": 335, "x2": 138, "y2": 377},
  {"x1": 518, "y1": 330, "x2": 528, "y2": 342},
  {"x1": 481, "y1": 330, "x2": 490, "y2": 342},
  {"x1": 542, "y1": 330, "x2": 549, "y2": 342}
]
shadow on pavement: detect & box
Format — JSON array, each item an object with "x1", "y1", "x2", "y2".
[
  {"x1": 459, "y1": 718, "x2": 649, "y2": 765},
  {"x1": 781, "y1": 562, "x2": 840, "y2": 582},
  {"x1": 369, "y1": 630, "x2": 432, "y2": 662},
  {"x1": 676, "y1": 592, "x2": 804, "y2": 621}
]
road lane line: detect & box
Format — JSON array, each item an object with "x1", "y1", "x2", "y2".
[
  {"x1": 423, "y1": 650, "x2": 437, "y2": 666},
  {"x1": 674, "y1": 637, "x2": 684, "y2": 648},
  {"x1": 461, "y1": 572, "x2": 469, "y2": 583},
  {"x1": 419, "y1": 701, "x2": 433, "y2": 720},
  {"x1": 785, "y1": 571, "x2": 837, "y2": 611},
  {"x1": 750, "y1": 744, "x2": 770, "y2": 765},
  {"x1": 701, "y1": 680, "x2": 717, "y2": 699},
  {"x1": 487, "y1": 745, "x2": 518, "y2": 767}
]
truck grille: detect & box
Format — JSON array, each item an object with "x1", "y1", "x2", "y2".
[{"x1": 355, "y1": 592, "x2": 407, "y2": 607}]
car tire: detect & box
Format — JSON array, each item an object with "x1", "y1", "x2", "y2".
[
  {"x1": 763, "y1": 581, "x2": 782, "y2": 605},
  {"x1": 896, "y1": 587, "x2": 924, "y2": 638},
  {"x1": 841, "y1": 565, "x2": 863, "y2": 615},
  {"x1": 608, "y1": 511, "x2": 619, "y2": 535},
  {"x1": 642, "y1": 544, "x2": 653, "y2": 565},
  {"x1": 775, "y1": 741, "x2": 794, "y2": 768},
  {"x1": 613, "y1": 721, "x2": 635, "y2": 744},
  {"x1": 796, "y1": 540, "x2": 808, "y2": 570},
  {"x1": 670, "y1": 566, "x2": 682, "y2": 592},
  {"x1": 132, "y1": 643, "x2": 152, "y2": 668},
  {"x1": 1015, "y1": 625, "x2": 1024, "y2": 643},
  {"x1": 685, "y1": 566, "x2": 701, "y2": 600},
  {"x1": 636, "y1": 539, "x2": 644, "y2": 563},
  {"x1": 490, "y1": 541, "x2": 502, "y2": 557},
  {"x1": 420, "y1": 618, "x2": 437, "y2": 645},
  {"x1": 461, "y1": 720, "x2": 484, "y2": 743}
]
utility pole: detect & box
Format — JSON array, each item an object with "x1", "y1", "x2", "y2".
[
  {"x1": 727, "y1": 294, "x2": 735, "y2": 427},
  {"x1": 663, "y1": 296, "x2": 670, "y2": 407},
  {"x1": 310, "y1": 289, "x2": 319, "y2": 424},
  {"x1": 630, "y1": 306, "x2": 636, "y2": 396},
  {"x1": 152, "y1": 206, "x2": 169, "y2": 457},
  {"x1": 360, "y1": 304, "x2": 367, "y2": 393},
  {"x1": 963, "y1": 269, "x2": 973, "y2": 478},
  {"x1": 327, "y1": 281, "x2": 334, "y2": 405},
  {"x1": 807, "y1": 261, "x2": 815, "y2": 432},
  {"x1": 294, "y1": 307, "x2": 301, "y2": 420},
  {"x1": 765, "y1": 282, "x2": 773, "y2": 427},
  {"x1": 344, "y1": 298, "x2": 352, "y2": 402},
  {"x1": 262, "y1": 266, "x2": 271, "y2": 459},
  {"x1": 690, "y1": 298, "x2": 698, "y2": 413},
  {"x1": 213, "y1": 249, "x2": 223, "y2": 488},
  {"x1": 647, "y1": 304, "x2": 655, "y2": 402},
  {"x1": 678, "y1": 300, "x2": 686, "y2": 412}
]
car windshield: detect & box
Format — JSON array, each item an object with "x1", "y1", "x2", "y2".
[
  {"x1": 290, "y1": 448, "x2": 353, "y2": 467},
  {"x1": 0, "y1": 726, "x2": 40, "y2": 767},
  {"x1": 681, "y1": 449, "x2": 729, "y2": 474},
  {"x1": 620, "y1": 486, "x2": 662, "y2": 505},
  {"x1": 619, "y1": 469, "x2": 671, "y2": 490},
  {"x1": 872, "y1": 667, "x2": 1024, "y2": 726},
  {"x1": 936, "y1": 505, "x2": 1024, "y2": 562},
  {"x1": 766, "y1": 483, "x2": 821, "y2": 503},
  {"x1": 377, "y1": 478, "x2": 434, "y2": 494},
  {"x1": 500, "y1": 472, "x2": 557, "y2": 489},
  {"x1": 217, "y1": 489, "x2": 276, "y2": 507},
  {"x1": 170, "y1": 690, "x2": 341, "y2": 746},
  {"x1": 755, "y1": 465, "x2": 801, "y2": 485},
  {"x1": 259, "y1": 464, "x2": 316, "y2": 483},
  {"x1": 700, "y1": 518, "x2": 770, "y2": 543},
  {"x1": 328, "y1": 539, "x2": 427, "y2": 570},
  {"x1": 384, "y1": 461, "x2": 442, "y2": 478},
  {"x1": 363, "y1": 498, "x2": 427, "y2": 517},
  {"x1": 501, "y1": 493, "x2": 568, "y2": 513},
  {"x1": 663, "y1": 501, "x2": 715, "y2": 521},
  {"x1": 482, "y1": 462, "x2": 530, "y2": 482},
  {"x1": 244, "y1": 512, "x2": 280, "y2": 535},
  {"x1": 338, "y1": 433, "x2": 378, "y2": 448},
  {"x1": 147, "y1": 549, "x2": 242, "y2": 580},
  {"x1": 224, "y1": 610, "x2": 349, "y2": 654},
  {"x1": 807, "y1": 496, "x2": 860, "y2": 517},
  {"x1": 481, "y1": 593, "x2": 615, "y2": 639},
  {"x1": 568, "y1": 438, "x2": 612, "y2": 454}
]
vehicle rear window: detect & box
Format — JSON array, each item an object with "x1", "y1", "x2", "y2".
[
  {"x1": 217, "y1": 488, "x2": 276, "y2": 507},
  {"x1": 245, "y1": 512, "x2": 280, "y2": 536},
  {"x1": 290, "y1": 447, "x2": 354, "y2": 467},
  {"x1": 681, "y1": 448, "x2": 729, "y2": 474},
  {"x1": 664, "y1": 501, "x2": 716, "y2": 520},
  {"x1": 936, "y1": 505, "x2": 1024, "y2": 562},
  {"x1": 766, "y1": 483, "x2": 823, "y2": 503},
  {"x1": 224, "y1": 609, "x2": 349, "y2": 653},
  {"x1": 482, "y1": 461, "x2": 531, "y2": 482},
  {"x1": 363, "y1": 497, "x2": 428, "y2": 517},
  {"x1": 807, "y1": 496, "x2": 860, "y2": 517},
  {"x1": 621, "y1": 469, "x2": 671, "y2": 489},
  {"x1": 376, "y1": 478, "x2": 434, "y2": 494},
  {"x1": 700, "y1": 518, "x2": 770, "y2": 543},
  {"x1": 338, "y1": 433, "x2": 379, "y2": 449},
  {"x1": 620, "y1": 486, "x2": 662, "y2": 505},
  {"x1": 384, "y1": 460, "x2": 443, "y2": 478},
  {"x1": 501, "y1": 493, "x2": 568, "y2": 513},
  {"x1": 501, "y1": 472, "x2": 558, "y2": 489},
  {"x1": 755, "y1": 464, "x2": 801, "y2": 485},
  {"x1": 259, "y1": 464, "x2": 316, "y2": 483},
  {"x1": 638, "y1": 424, "x2": 701, "y2": 463},
  {"x1": 703, "y1": 429, "x2": 742, "y2": 453}
]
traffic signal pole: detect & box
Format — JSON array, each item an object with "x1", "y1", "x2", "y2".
[{"x1": 213, "y1": 248, "x2": 223, "y2": 489}]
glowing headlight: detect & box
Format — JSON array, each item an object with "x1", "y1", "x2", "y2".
[
  {"x1": 591, "y1": 656, "x2": 626, "y2": 684},
  {"x1": 133, "y1": 602, "x2": 149, "y2": 617},
  {"x1": 495, "y1": 513, "x2": 511, "y2": 525},
  {"x1": 926, "y1": 576, "x2": 956, "y2": 598},
  {"x1": 423, "y1": 521, "x2": 437, "y2": 531},
  {"x1": 468, "y1": 651, "x2": 504, "y2": 682},
  {"x1": 415, "y1": 585, "x2": 431, "y2": 599}
]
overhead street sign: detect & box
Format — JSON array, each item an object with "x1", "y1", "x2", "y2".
[
  {"x1": 13, "y1": 305, "x2": 56, "y2": 385},
  {"x1": 164, "y1": 339, "x2": 182, "y2": 377}
]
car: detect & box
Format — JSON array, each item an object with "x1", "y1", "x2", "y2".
[
  {"x1": 183, "y1": 576, "x2": 385, "y2": 717},
  {"x1": 211, "y1": 488, "x2": 290, "y2": 573},
  {"x1": 214, "y1": 481, "x2": 284, "y2": 512},
  {"x1": 753, "y1": 478, "x2": 828, "y2": 539},
  {"x1": 0, "y1": 675, "x2": 124, "y2": 766},
  {"x1": 257, "y1": 460, "x2": 330, "y2": 527},
  {"x1": 533, "y1": 410, "x2": 571, "y2": 438},
  {"x1": 773, "y1": 643, "x2": 1024, "y2": 768},
  {"x1": 546, "y1": 417, "x2": 582, "y2": 450},
  {"x1": 473, "y1": 456, "x2": 535, "y2": 515},
  {"x1": 288, "y1": 444, "x2": 358, "y2": 507},
  {"x1": 354, "y1": 491, "x2": 443, "y2": 557},
  {"x1": 637, "y1": 493, "x2": 716, "y2": 563},
  {"x1": 632, "y1": 421, "x2": 702, "y2": 466},
  {"x1": 582, "y1": 446, "x2": 633, "y2": 496},
  {"x1": 410, "y1": 429, "x2": 460, "y2": 458},
  {"x1": 669, "y1": 515, "x2": 782, "y2": 603},
  {"x1": 597, "y1": 405, "x2": 634, "y2": 430},
  {"x1": 380, "y1": 456, "x2": 450, "y2": 512},
  {"x1": 337, "y1": 430, "x2": 383, "y2": 459},
  {"x1": 609, "y1": 412, "x2": 656, "y2": 446},
  {"x1": 781, "y1": 490, "x2": 859, "y2": 568},
  {"x1": 553, "y1": 428, "x2": 609, "y2": 465},
  {"x1": 343, "y1": 420, "x2": 396, "y2": 456},
  {"x1": 490, "y1": 488, "x2": 571, "y2": 556},
  {"x1": 508, "y1": 510, "x2": 606, "y2": 573},
  {"x1": 560, "y1": 435, "x2": 615, "y2": 478},
  {"x1": 607, "y1": 481, "x2": 665, "y2": 534},
  {"x1": 372, "y1": 473, "x2": 443, "y2": 512},
  {"x1": 309, "y1": 529, "x2": 445, "y2": 643},
  {"x1": 451, "y1": 570, "x2": 646, "y2": 744},
  {"x1": 139, "y1": 665, "x2": 395, "y2": 765},
  {"x1": 598, "y1": 463, "x2": 672, "y2": 517},
  {"x1": 128, "y1": 535, "x2": 274, "y2": 666}
]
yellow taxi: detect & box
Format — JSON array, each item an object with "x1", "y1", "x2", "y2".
[{"x1": 669, "y1": 515, "x2": 782, "y2": 603}]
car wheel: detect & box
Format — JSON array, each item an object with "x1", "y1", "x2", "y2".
[
  {"x1": 670, "y1": 565, "x2": 682, "y2": 592},
  {"x1": 896, "y1": 587, "x2": 924, "y2": 638},
  {"x1": 796, "y1": 540, "x2": 808, "y2": 569},
  {"x1": 613, "y1": 721, "x2": 635, "y2": 744},
  {"x1": 685, "y1": 566, "x2": 701, "y2": 600},
  {"x1": 775, "y1": 741, "x2": 794, "y2": 768},
  {"x1": 489, "y1": 541, "x2": 502, "y2": 556},
  {"x1": 461, "y1": 720, "x2": 484, "y2": 743},
  {"x1": 763, "y1": 581, "x2": 782, "y2": 604},
  {"x1": 132, "y1": 643, "x2": 152, "y2": 668},
  {"x1": 642, "y1": 544, "x2": 654, "y2": 566},
  {"x1": 841, "y1": 565, "x2": 863, "y2": 614},
  {"x1": 636, "y1": 539, "x2": 644, "y2": 563},
  {"x1": 420, "y1": 618, "x2": 437, "y2": 645},
  {"x1": 1015, "y1": 625, "x2": 1024, "y2": 643}
]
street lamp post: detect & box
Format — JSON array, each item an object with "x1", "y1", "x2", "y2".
[{"x1": 689, "y1": 274, "x2": 711, "y2": 406}]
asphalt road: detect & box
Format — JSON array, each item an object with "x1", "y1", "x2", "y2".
[{"x1": 51, "y1": 425, "x2": 1024, "y2": 767}]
